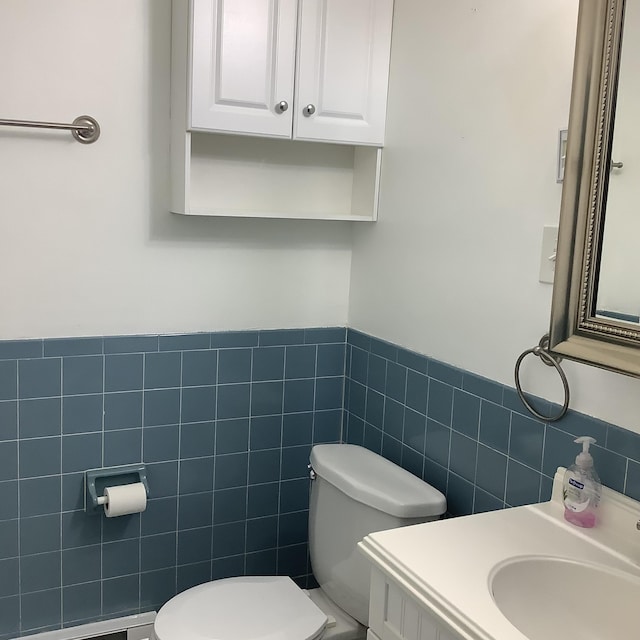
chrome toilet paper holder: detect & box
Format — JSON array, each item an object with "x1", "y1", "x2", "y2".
[{"x1": 85, "y1": 464, "x2": 150, "y2": 514}]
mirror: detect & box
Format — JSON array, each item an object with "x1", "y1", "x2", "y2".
[
  {"x1": 596, "y1": 0, "x2": 640, "y2": 324},
  {"x1": 549, "y1": 0, "x2": 640, "y2": 376}
]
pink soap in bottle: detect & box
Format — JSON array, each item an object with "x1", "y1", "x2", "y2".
[{"x1": 562, "y1": 436, "x2": 601, "y2": 528}]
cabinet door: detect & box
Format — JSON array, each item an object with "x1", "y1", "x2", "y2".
[
  {"x1": 190, "y1": 0, "x2": 298, "y2": 138},
  {"x1": 294, "y1": 0, "x2": 393, "y2": 146}
]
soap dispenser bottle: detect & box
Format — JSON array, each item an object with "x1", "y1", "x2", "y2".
[{"x1": 562, "y1": 436, "x2": 601, "y2": 528}]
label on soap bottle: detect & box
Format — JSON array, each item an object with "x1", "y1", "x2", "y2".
[{"x1": 564, "y1": 474, "x2": 595, "y2": 513}]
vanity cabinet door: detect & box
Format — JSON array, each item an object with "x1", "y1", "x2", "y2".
[
  {"x1": 369, "y1": 568, "x2": 463, "y2": 640},
  {"x1": 294, "y1": 0, "x2": 394, "y2": 145},
  {"x1": 190, "y1": 0, "x2": 298, "y2": 138}
]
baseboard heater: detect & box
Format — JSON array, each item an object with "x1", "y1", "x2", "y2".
[{"x1": 11, "y1": 612, "x2": 156, "y2": 640}]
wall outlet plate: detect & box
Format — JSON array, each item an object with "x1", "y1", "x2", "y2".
[{"x1": 539, "y1": 225, "x2": 558, "y2": 284}]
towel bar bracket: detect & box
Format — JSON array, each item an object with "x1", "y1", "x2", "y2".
[{"x1": 70, "y1": 115, "x2": 100, "y2": 144}]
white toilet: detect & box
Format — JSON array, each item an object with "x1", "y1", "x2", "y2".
[{"x1": 154, "y1": 444, "x2": 446, "y2": 640}]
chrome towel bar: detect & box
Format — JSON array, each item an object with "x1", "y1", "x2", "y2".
[{"x1": 0, "y1": 114, "x2": 100, "y2": 144}]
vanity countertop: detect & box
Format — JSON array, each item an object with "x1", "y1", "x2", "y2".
[{"x1": 359, "y1": 468, "x2": 640, "y2": 640}]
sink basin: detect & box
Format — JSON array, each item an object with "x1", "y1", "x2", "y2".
[{"x1": 490, "y1": 556, "x2": 640, "y2": 640}]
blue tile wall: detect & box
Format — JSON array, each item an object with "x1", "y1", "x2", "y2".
[
  {"x1": 0, "y1": 328, "x2": 345, "y2": 639},
  {"x1": 344, "y1": 329, "x2": 640, "y2": 519},
  {"x1": 4, "y1": 324, "x2": 640, "y2": 639}
]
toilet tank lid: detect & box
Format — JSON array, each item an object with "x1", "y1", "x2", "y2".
[{"x1": 310, "y1": 444, "x2": 446, "y2": 518}]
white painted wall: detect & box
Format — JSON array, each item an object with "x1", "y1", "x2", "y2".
[
  {"x1": 349, "y1": 0, "x2": 640, "y2": 433},
  {"x1": 3, "y1": 0, "x2": 640, "y2": 432},
  {"x1": 0, "y1": 0, "x2": 352, "y2": 339}
]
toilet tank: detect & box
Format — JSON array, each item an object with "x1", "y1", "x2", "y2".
[{"x1": 308, "y1": 444, "x2": 446, "y2": 626}]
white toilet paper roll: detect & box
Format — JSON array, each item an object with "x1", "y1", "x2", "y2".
[{"x1": 103, "y1": 483, "x2": 147, "y2": 517}]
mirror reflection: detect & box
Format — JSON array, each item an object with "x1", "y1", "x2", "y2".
[{"x1": 596, "y1": 0, "x2": 640, "y2": 325}]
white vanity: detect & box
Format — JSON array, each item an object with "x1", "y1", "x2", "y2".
[{"x1": 359, "y1": 468, "x2": 640, "y2": 640}]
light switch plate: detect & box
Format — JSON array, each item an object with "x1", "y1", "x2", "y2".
[
  {"x1": 539, "y1": 225, "x2": 559, "y2": 284},
  {"x1": 557, "y1": 129, "x2": 568, "y2": 183}
]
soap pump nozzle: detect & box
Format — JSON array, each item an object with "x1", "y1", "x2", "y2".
[{"x1": 574, "y1": 436, "x2": 596, "y2": 468}]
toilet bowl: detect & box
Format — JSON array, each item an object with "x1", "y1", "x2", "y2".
[{"x1": 155, "y1": 444, "x2": 446, "y2": 640}]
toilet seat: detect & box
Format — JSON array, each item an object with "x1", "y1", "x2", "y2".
[{"x1": 154, "y1": 576, "x2": 328, "y2": 640}]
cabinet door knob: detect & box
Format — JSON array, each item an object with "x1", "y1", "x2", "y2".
[
  {"x1": 275, "y1": 101, "x2": 289, "y2": 114},
  {"x1": 303, "y1": 104, "x2": 316, "y2": 117}
]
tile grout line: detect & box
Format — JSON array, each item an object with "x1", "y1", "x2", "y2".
[
  {"x1": 99, "y1": 350, "x2": 106, "y2": 620},
  {"x1": 59, "y1": 357, "x2": 64, "y2": 629},
  {"x1": 209, "y1": 347, "x2": 219, "y2": 582},
  {"x1": 243, "y1": 348, "x2": 254, "y2": 577},
  {"x1": 539, "y1": 422, "x2": 549, "y2": 502},
  {"x1": 15, "y1": 359, "x2": 22, "y2": 632},
  {"x1": 175, "y1": 351, "x2": 184, "y2": 591},
  {"x1": 138, "y1": 354, "x2": 146, "y2": 613},
  {"x1": 275, "y1": 349, "x2": 289, "y2": 577}
]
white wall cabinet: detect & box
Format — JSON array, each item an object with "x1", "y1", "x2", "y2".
[
  {"x1": 171, "y1": 0, "x2": 393, "y2": 220},
  {"x1": 189, "y1": 0, "x2": 393, "y2": 146},
  {"x1": 190, "y1": 0, "x2": 298, "y2": 139},
  {"x1": 294, "y1": 0, "x2": 393, "y2": 145}
]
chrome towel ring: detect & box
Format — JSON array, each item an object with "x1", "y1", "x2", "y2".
[{"x1": 514, "y1": 334, "x2": 570, "y2": 422}]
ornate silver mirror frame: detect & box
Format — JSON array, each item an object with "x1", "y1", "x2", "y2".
[{"x1": 549, "y1": 0, "x2": 640, "y2": 376}]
